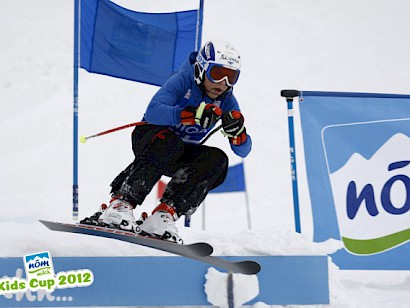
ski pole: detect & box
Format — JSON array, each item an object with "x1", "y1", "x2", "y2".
[
  {"x1": 80, "y1": 121, "x2": 147, "y2": 144},
  {"x1": 199, "y1": 124, "x2": 223, "y2": 145},
  {"x1": 81, "y1": 120, "x2": 223, "y2": 144}
]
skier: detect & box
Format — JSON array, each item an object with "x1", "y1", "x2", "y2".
[{"x1": 81, "y1": 40, "x2": 252, "y2": 243}]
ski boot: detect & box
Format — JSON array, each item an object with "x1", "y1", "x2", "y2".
[
  {"x1": 98, "y1": 196, "x2": 137, "y2": 232},
  {"x1": 81, "y1": 196, "x2": 137, "y2": 232},
  {"x1": 136, "y1": 203, "x2": 183, "y2": 244},
  {"x1": 79, "y1": 203, "x2": 108, "y2": 226}
]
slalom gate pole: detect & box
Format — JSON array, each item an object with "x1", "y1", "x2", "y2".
[
  {"x1": 72, "y1": 0, "x2": 80, "y2": 220},
  {"x1": 196, "y1": 0, "x2": 204, "y2": 51},
  {"x1": 80, "y1": 121, "x2": 147, "y2": 144},
  {"x1": 227, "y1": 271, "x2": 234, "y2": 308},
  {"x1": 281, "y1": 90, "x2": 302, "y2": 233}
]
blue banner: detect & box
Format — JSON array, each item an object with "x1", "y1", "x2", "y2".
[
  {"x1": 80, "y1": 0, "x2": 199, "y2": 86},
  {"x1": 298, "y1": 91, "x2": 410, "y2": 269},
  {"x1": 210, "y1": 163, "x2": 246, "y2": 193},
  {"x1": 0, "y1": 256, "x2": 328, "y2": 306}
]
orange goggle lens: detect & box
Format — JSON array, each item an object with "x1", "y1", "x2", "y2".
[{"x1": 207, "y1": 65, "x2": 240, "y2": 86}]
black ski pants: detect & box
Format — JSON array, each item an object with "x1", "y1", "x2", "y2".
[{"x1": 110, "y1": 124, "x2": 228, "y2": 218}]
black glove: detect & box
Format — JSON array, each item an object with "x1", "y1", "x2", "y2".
[
  {"x1": 222, "y1": 111, "x2": 247, "y2": 145},
  {"x1": 180, "y1": 102, "x2": 222, "y2": 129},
  {"x1": 222, "y1": 110, "x2": 245, "y2": 136}
]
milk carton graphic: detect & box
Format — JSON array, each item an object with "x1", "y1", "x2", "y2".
[{"x1": 323, "y1": 119, "x2": 410, "y2": 255}]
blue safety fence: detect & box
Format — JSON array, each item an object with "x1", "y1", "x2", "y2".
[{"x1": 0, "y1": 255, "x2": 328, "y2": 306}]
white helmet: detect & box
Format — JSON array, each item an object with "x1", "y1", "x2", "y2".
[{"x1": 194, "y1": 40, "x2": 241, "y2": 87}]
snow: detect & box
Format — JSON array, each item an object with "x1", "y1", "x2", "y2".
[
  {"x1": 1, "y1": 0, "x2": 410, "y2": 307},
  {"x1": 205, "y1": 268, "x2": 259, "y2": 307}
]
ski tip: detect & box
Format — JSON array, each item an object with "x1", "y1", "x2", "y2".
[
  {"x1": 195, "y1": 242, "x2": 213, "y2": 257},
  {"x1": 38, "y1": 220, "x2": 60, "y2": 231},
  {"x1": 38, "y1": 219, "x2": 50, "y2": 228},
  {"x1": 249, "y1": 261, "x2": 262, "y2": 275},
  {"x1": 236, "y1": 260, "x2": 261, "y2": 275}
]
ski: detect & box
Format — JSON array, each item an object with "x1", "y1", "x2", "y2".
[
  {"x1": 39, "y1": 220, "x2": 213, "y2": 258},
  {"x1": 199, "y1": 256, "x2": 261, "y2": 275},
  {"x1": 39, "y1": 220, "x2": 261, "y2": 275},
  {"x1": 161, "y1": 252, "x2": 260, "y2": 275}
]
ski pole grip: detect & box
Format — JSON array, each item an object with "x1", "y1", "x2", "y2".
[
  {"x1": 194, "y1": 102, "x2": 207, "y2": 125},
  {"x1": 280, "y1": 89, "x2": 299, "y2": 99}
]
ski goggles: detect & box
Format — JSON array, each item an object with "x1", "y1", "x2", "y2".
[{"x1": 205, "y1": 63, "x2": 240, "y2": 87}]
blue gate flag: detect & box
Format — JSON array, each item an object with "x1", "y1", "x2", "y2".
[
  {"x1": 72, "y1": 0, "x2": 203, "y2": 220},
  {"x1": 297, "y1": 90, "x2": 410, "y2": 270},
  {"x1": 211, "y1": 163, "x2": 246, "y2": 193},
  {"x1": 80, "y1": 0, "x2": 200, "y2": 86}
]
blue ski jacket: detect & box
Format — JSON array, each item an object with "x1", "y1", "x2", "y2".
[{"x1": 143, "y1": 52, "x2": 252, "y2": 158}]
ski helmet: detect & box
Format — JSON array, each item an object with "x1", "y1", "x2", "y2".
[{"x1": 194, "y1": 40, "x2": 241, "y2": 87}]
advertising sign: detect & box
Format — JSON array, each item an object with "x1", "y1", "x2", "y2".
[{"x1": 298, "y1": 91, "x2": 410, "y2": 269}]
